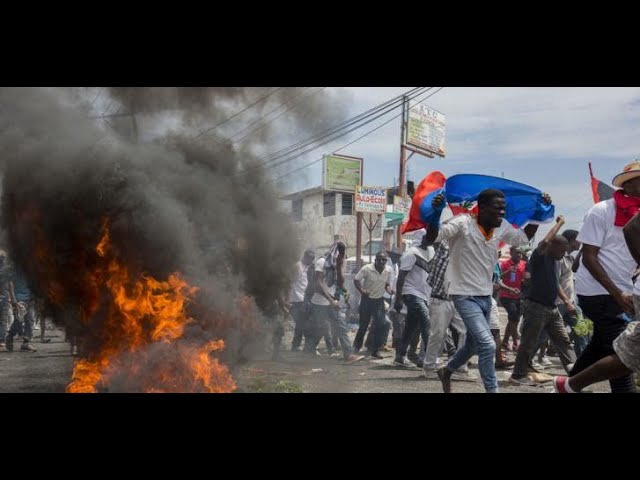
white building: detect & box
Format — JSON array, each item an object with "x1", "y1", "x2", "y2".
[
  {"x1": 281, "y1": 186, "x2": 387, "y2": 256},
  {"x1": 281, "y1": 186, "x2": 410, "y2": 258}
]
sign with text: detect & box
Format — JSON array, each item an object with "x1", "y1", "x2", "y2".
[
  {"x1": 323, "y1": 154, "x2": 363, "y2": 193},
  {"x1": 406, "y1": 103, "x2": 446, "y2": 157},
  {"x1": 393, "y1": 195, "x2": 411, "y2": 219},
  {"x1": 355, "y1": 186, "x2": 387, "y2": 214}
]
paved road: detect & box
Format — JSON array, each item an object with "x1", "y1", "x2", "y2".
[
  {"x1": 0, "y1": 310, "x2": 615, "y2": 393},
  {"x1": 0, "y1": 325, "x2": 73, "y2": 393}
]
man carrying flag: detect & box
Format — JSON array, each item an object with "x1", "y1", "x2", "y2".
[{"x1": 427, "y1": 188, "x2": 553, "y2": 393}]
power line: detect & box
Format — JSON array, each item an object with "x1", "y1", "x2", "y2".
[
  {"x1": 237, "y1": 87, "x2": 430, "y2": 176},
  {"x1": 222, "y1": 86, "x2": 314, "y2": 142},
  {"x1": 194, "y1": 87, "x2": 284, "y2": 139},
  {"x1": 231, "y1": 87, "x2": 327, "y2": 143},
  {"x1": 270, "y1": 87, "x2": 444, "y2": 184},
  {"x1": 257, "y1": 87, "x2": 426, "y2": 166}
]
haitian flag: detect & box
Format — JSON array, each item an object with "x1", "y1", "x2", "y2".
[
  {"x1": 589, "y1": 162, "x2": 615, "y2": 203},
  {"x1": 402, "y1": 173, "x2": 555, "y2": 234},
  {"x1": 401, "y1": 171, "x2": 446, "y2": 234}
]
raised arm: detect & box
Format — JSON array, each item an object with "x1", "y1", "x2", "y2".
[{"x1": 536, "y1": 216, "x2": 565, "y2": 254}]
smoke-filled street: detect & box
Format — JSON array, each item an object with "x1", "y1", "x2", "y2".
[{"x1": 0, "y1": 87, "x2": 638, "y2": 393}]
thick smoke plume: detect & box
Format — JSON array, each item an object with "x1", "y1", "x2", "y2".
[{"x1": 0, "y1": 87, "x2": 345, "y2": 391}]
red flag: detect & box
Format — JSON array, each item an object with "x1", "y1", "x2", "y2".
[
  {"x1": 589, "y1": 163, "x2": 615, "y2": 203},
  {"x1": 401, "y1": 171, "x2": 446, "y2": 234}
]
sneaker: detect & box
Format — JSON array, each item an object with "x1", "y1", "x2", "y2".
[
  {"x1": 423, "y1": 368, "x2": 439, "y2": 379},
  {"x1": 290, "y1": 347, "x2": 301, "y2": 352},
  {"x1": 393, "y1": 357, "x2": 412, "y2": 367},
  {"x1": 538, "y1": 356, "x2": 553, "y2": 367},
  {"x1": 508, "y1": 375, "x2": 536, "y2": 386},
  {"x1": 330, "y1": 352, "x2": 342, "y2": 359},
  {"x1": 5, "y1": 335, "x2": 13, "y2": 352},
  {"x1": 40, "y1": 337, "x2": 52, "y2": 343},
  {"x1": 370, "y1": 351, "x2": 384, "y2": 359},
  {"x1": 20, "y1": 343, "x2": 37, "y2": 353},
  {"x1": 407, "y1": 353, "x2": 420, "y2": 363},
  {"x1": 451, "y1": 370, "x2": 478, "y2": 381},
  {"x1": 553, "y1": 376, "x2": 574, "y2": 393},
  {"x1": 345, "y1": 354, "x2": 365, "y2": 364},
  {"x1": 495, "y1": 360, "x2": 515, "y2": 370}
]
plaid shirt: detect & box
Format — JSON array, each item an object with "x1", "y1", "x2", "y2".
[{"x1": 427, "y1": 241, "x2": 451, "y2": 300}]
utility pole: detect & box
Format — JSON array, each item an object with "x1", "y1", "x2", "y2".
[
  {"x1": 356, "y1": 212, "x2": 363, "y2": 271},
  {"x1": 396, "y1": 95, "x2": 409, "y2": 251}
]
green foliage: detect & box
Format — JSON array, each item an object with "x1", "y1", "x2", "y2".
[{"x1": 573, "y1": 312, "x2": 594, "y2": 337}]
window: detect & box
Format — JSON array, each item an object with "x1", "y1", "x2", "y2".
[
  {"x1": 341, "y1": 193, "x2": 353, "y2": 215},
  {"x1": 291, "y1": 198, "x2": 303, "y2": 222},
  {"x1": 323, "y1": 192, "x2": 336, "y2": 217}
]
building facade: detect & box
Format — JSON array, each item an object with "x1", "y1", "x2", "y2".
[{"x1": 281, "y1": 186, "x2": 386, "y2": 256}]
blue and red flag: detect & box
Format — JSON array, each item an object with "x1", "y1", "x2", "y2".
[
  {"x1": 402, "y1": 173, "x2": 555, "y2": 234},
  {"x1": 401, "y1": 171, "x2": 446, "y2": 234}
]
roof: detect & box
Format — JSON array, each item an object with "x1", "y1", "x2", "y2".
[{"x1": 280, "y1": 186, "x2": 325, "y2": 200}]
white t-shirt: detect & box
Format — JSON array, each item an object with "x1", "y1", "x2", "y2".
[
  {"x1": 310, "y1": 257, "x2": 331, "y2": 306},
  {"x1": 354, "y1": 263, "x2": 392, "y2": 299},
  {"x1": 398, "y1": 246, "x2": 434, "y2": 301},
  {"x1": 288, "y1": 261, "x2": 309, "y2": 303},
  {"x1": 390, "y1": 263, "x2": 407, "y2": 314},
  {"x1": 436, "y1": 214, "x2": 529, "y2": 296},
  {"x1": 556, "y1": 254, "x2": 575, "y2": 305},
  {"x1": 575, "y1": 199, "x2": 636, "y2": 296}
]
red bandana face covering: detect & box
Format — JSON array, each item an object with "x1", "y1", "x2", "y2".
[{"x1": 613, "y1": 189, "x2": 640, "y2": 227}]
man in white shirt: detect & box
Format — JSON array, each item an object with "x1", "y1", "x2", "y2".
[
  {"x1": 289, "y1": 249, "x2": 315, "y2": 352},
  {"x1": 393, "y1": 230, "x2": 434, "y2": 367},
  {"x1": 430, "y1": 188, "x2": 551, "y2": 393},
  {"x1": 303, "y1": 255, "x2": 339, "y2": 356},
  {"x1": 353, "y1": 252, "x2": 393, "y2": 359},
  {"x1": 554, "y1": 206, "x2": 640, "y2": 393},
  {"x1": 570, "y1": 161, "x2": 640, "y2": 393}
]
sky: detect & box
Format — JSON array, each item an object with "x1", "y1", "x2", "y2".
[{"x1": 281, "y1": 87, "x2": 640, "y2": 239}]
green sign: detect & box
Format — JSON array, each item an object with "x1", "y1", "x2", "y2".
[{"x1": 323, "y1": 154, "x2": 363, "y2": 193}]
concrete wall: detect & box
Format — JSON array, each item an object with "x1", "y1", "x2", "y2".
[{"x1": 288, "y1": 191, "x2": 383, "y2": 256}]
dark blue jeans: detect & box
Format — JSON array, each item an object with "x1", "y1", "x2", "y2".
[
  {"x1": 448, "y1": 295, "x2": 497, "y2": 392},
  {"x1": 353, "y1": 297, "x2": 386, "y2": 353},
  {"x1": 397, "y1": 294, "x2": 430, "y2": 358}
]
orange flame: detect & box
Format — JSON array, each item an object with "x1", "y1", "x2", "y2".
[{"x1": 66, "y1": 221, "x2": 236, "y2": 393}]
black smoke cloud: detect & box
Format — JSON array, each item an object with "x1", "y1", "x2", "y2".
[{"x1": 0, "y1": 87, "x2": 346, "y2": 374}]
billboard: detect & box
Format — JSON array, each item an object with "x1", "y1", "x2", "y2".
[
  {"x1": 393, "y1": 195, "x2": 411, "y2": 219},
  {"x1": 355, "y1": 186, "x2": 387, "y2": 214},
  {"x1": 323, "y1": 154, "x2": 363, "y2": 193},
  {"x1": 406, "y1": 103, "x2": 446, "y2": 157}
]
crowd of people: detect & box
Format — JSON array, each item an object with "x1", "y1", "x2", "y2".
[{"x1": 274, "y1": 160, "x2": 640, "y2": 393}]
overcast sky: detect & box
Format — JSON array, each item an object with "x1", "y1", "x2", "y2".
[{"x1": 283, "y1": 87, "x2": 640, "y2": 237}]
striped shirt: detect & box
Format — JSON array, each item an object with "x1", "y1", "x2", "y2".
[{"x1": 427, "y1": 242, "x2": 451, "y2": 300}]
